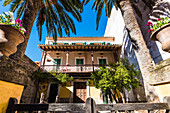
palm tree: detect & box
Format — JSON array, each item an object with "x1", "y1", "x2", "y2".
[
  {"x1": 3, "y1": 0, "x2": 82, "y2": 59},
  {"x1": 85, "y1": 0, "x2": 158, "y2": 102}
]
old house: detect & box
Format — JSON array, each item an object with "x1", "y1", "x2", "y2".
[{"x1": 38, "y1": 36, "x2": 121, "y2": 103}]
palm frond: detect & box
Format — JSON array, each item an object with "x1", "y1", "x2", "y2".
[
  {"x1": 10, "y1": 0, "x2": 23, "y2": 12},
  {"x1": 96, "y1": 1, "x2": 104, "y2": 30},
  {"x1": 3, "y1": 0, "x2": 14, "y2": 6}
]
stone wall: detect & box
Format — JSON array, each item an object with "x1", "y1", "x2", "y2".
[
  {"x1": 149, "y1": 58, "x2": 170, "y2": 102},
  {"x1": 150, "y1": 58, "x2": 170, "y2": 85},
  {"x1": 0, "y1": 55, "x2": 39, "y2": 103}
]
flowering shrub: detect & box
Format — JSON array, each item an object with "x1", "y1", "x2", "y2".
[
  {"x1": 0, "y1": 12, "x2": 26, "y2": 34},
  {"x1": 147, "y1": 17, "x2": 170, "y2": 33}
]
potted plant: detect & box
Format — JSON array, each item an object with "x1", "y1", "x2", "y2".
[
  {"x1": 147, "y1": 17, "x2": 170, "y2": 53},
  {"x1": 0, "y1": 12, "x2": 26, "y2": 57}
]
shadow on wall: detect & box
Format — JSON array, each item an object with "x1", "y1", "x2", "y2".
[{"x1": 121, "y1": 27, "x2": 147, "y2": 102}]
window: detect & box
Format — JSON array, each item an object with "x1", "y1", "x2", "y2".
[
  {"x1": 76, "y1": 59, "x2": 84, "y2": 65},
  {"x1": 53, "y1": 59, "x2": 61, "y2": 72},
  {"x1": 54, "y1": 59, "x2": 61, "y2": 65},
  {"x1": 99, "y1": 59, "x2": 107, "y2": 65},
  {"x1": 75, "y1": 58, "x2": 85, "y2": 71}
]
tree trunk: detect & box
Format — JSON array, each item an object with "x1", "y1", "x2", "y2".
[
  {"x1": 10, "y1": 0, "x2": 39, "y2": 61},
  {"x1": 119, "y1": 0, "x2": 159, "y2": 102}
]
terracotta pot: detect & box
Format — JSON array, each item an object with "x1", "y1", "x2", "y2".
[
  {"x1": 150, "y1": 23, "x2": 170, "y2": 53},
  {"x1": 0, "y1": 24, "x2": 25, "y2": 57}
]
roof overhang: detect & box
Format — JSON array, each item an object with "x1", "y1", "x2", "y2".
[
  {"x1": 38, "y1": 44, "x2": 122, "y2": 52},
  {"x1": 45, "y1": 37, "x2": 115, "y2": 42}
]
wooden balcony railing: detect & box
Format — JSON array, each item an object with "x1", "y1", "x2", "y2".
[{"x1": 40, "y1": 64, "x2": 108, "y2": 73}]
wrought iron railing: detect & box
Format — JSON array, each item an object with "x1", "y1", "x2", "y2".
[{"x1": 40, "y1": 64, "x2": 107, "y2": 72}]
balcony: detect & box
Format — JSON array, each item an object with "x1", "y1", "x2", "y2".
[{"x1": 40, "y1": 64, "x2": 108, "y2": 73}]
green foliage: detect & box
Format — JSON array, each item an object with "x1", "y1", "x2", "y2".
[
  {"x1": 32, "y1": 71, "x2": 73, "y2": 86},
  {"x1": 52, "y1": 73, "x2": 73, "y2": 86},
  {"x1": 91, "y1": 58, "x2": 141, "y2": 103},
  {"x1": 149, "y1": 17, "x2": 170, "y2": 32}
]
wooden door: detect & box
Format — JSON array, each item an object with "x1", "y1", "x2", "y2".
[{"x1": 73, "y1": 82, "x2": 87, "y2": 103}]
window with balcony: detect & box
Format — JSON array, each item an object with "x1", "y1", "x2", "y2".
[
  {"x1": 76, "y1": 59, "x2": 84, "y2": 65},
  {"x1": 54, "y1": 59, "x2": 61, "y2": 71},
  {"x1": 99, "y1": 59, "x2": 107, "y2": 65},
  {"x1": 76, "y1": 58, "x2": 84, "y2": 72}
]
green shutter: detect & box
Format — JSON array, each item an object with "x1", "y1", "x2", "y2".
[
  {"x1": 107, "y1": 42, "x2": 110, "y2": 45},
  {"x1": 53, "y1": 42, "x2": 57, "y2": 45},
  {"x1": 76, "y1": 59, "x2": 84, "y2": 65},
  {"x1": 101, "y1": 42, "x2": 106, "y2": 45},
  {"x1": 99, "y1": 59, "x2": 106, "y2": 65},
  {"x1": 64, "y1": 43, "x2": 69, "y2": 45},
  {"x1": 54, "y1": 59, "x2": 61, "y2": 65}
]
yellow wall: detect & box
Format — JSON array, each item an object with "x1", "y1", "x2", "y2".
[
  {"x1": 59, "y1": 86, "x2": 71, "y2": 98},
  {"x1": 0, "y1": 80, "x2": 24, "y2": 113},
  {"x1": 89, "y1": 86, "x2": 103, "y2": 104},
  {"x1": 154, "y1": 84, "x2": 170, "y2": 102},
  {"x1": 90, "y1": 86, "x2": 101, "y2": 98}
]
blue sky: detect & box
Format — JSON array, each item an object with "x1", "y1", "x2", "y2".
[{"x1": 0, "y1": 0, "x2": 108, "y2": 62}]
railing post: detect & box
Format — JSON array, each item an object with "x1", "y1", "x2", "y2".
[
  {"x1": 91, "y1": 52, "x2": 94, "y2": 72},
  {"x1": 85, "y1": 97, "x2": 96, "y2": 113},
  {"x1": 6, "y1": 98, "x2": 18, "y2": 113}
]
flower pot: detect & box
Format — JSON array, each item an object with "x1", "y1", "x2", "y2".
[
  {"x1": 0, "y1": 24, "x2": 25, "y2": 57},
  {"x1": 150, "y1": 23, "x2": 170, "y2": 53}
]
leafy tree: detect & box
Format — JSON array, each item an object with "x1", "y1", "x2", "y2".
[
  {"x1": 91, "y1": 59, "x2": 141, "y2": 103},
  {"x1": 3, "y1": 0, "x2": 83, "y2": 59}
]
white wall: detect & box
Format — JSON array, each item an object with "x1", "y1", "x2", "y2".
[{"x1": 104, "y1": 7, "x2": 124, "y2": 45}]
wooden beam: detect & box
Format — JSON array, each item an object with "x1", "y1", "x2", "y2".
[
  {"x1": 48, "y1": 103, "x2": 86, "y2": 112},
  {"x1": 13, "y1": 104, "x2": 48, "y2": 111},
  {"x1": 96, "y1": 103, "x2": 170, "y2": 111},
  {"x1": 41, "y1": 46, "x2": 45, "y2": 49}
]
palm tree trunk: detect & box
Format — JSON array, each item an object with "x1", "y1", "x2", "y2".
[
  {"x1": 119, "y1": 0, "x2": 159, "y2": 102},
  {"x1": 10, "y1": 0, "x2": 39, "y2": 61}
]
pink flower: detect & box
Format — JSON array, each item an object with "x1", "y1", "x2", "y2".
[
  {"x1": 146, "y1": 21, "x2": 153, "y2": 26},
  {"x1": 24, "y1": 31, "x2": 27, "y2": 33},
  {"x1": 16, "y1": 18, "x2": 21, "y2": 24},
  {"x1": 148, "y1": 29, "x2": 153, "y2": 33},
  {"x1": 19, "y1": 24, "x2": 22, "y2": 27},
  {"x1": 157, "y1": 18, "x2": 161, "y2": 21}
]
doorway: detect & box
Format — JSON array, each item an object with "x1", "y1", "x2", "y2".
[
  {"x1": 48, "y1": 84, "x2": 58, "y2": 103},
  {"x1": 73, "y1": 82, "x2": 87, "y2": 103}
]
